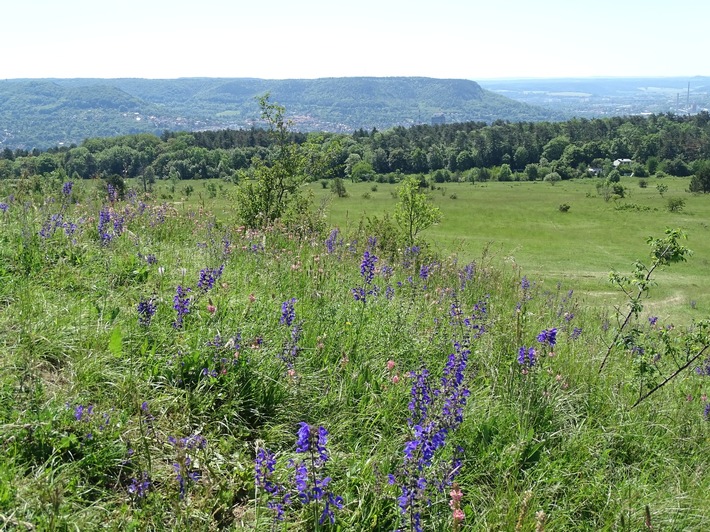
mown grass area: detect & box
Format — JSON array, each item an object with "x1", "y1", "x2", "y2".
[
  {"x1": 310, "y1": 176, "x2": 710, "y2": 323},
  {"x1": 1, "y1": 176, "x2": 707, "y2": 531}
]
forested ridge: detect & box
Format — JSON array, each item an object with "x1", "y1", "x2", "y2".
[
  {"x1": 3, "y1": 111, "x2": 710, "y2": 192},
  {"x1": 0, "y1": 77, "x2": 560, "y2": 150}
]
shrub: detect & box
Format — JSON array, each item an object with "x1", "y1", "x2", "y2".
[
  {"x1": 666, "y1": 197, "x2": 685, "y2": 212},
  {"x1": 612, "y1": 183, "x2": 626, "y2": 198},
  {"x1": 558, "y1": 203, "x2": 570, "y2": 212},
  {"x1": 331, "y1": 178, "x2": 348, "y2": 198},
  {"x1": 638, "y1": 179, "x2": 648, "y2": 188},
  {"x1": 543, "y1": 171, "x2": 561, "y2": 185}
]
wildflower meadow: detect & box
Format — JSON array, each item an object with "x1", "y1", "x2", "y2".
[{"x1": 0, "y1": 174, "x2": 708, "y2": 531}]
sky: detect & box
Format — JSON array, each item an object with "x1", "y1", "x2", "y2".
[{"x1": 4, "y1": 0, "x2": 709, "y2": 81}]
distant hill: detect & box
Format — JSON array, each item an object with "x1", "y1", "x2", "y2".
[{"x1": 0, "y1": 77, "x2": 560, "y2": 150}]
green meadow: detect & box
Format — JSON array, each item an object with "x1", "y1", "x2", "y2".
[
  {"x1": 1, "y1": 176, "x2": 708, "y2": 530},
  {"x1": 307, "y1": 176, "x2": 710, "y2": 323}
]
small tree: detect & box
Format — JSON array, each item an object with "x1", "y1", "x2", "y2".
[
  {"x1": 394, "y1": 175, "x2": 442, "y2": 246},
  {"x1": 331, "y1": 178, "x2": 348, "y2": 198},
  {"x1": 498, "y1": 164, "x2": 513, "y2": 182},
  {"x1": 544, "y1": 171, "x2": 561, "y2": 185},
  {"x1": 235, "y1": 95, "x2": 307, "y2": 228}
]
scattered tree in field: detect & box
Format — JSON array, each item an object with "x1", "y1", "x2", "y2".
[
  {"x1": 394, "y1": 175, "x2": 442, "y2": 246},
  {"x1": 235, "y1": 95, "x2": 307, "y2": 228},
  {"x1": 666, "y1": 197, "x2": 685, "y2": 212},
  {"x1": 544, "y1": 171, "x2": 561, "y2": 185},
  {"x1": 331, "y1": 178, "x2": 348, "y2": 197}
]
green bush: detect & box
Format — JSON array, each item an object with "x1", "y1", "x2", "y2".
[{"x1": 666, "y1": 197, "x2": 685, "y2": 212}]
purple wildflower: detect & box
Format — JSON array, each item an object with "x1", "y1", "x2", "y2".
[
  {"x1": 393, "y1": 341, "x2": 471, "y2": 531},
  {"x1": 127, "y1": 472, "x2": 151, "y2": 498},
  {"x1": 360, "y1": 250, "x2": 378, "y2": 284},
  {"x1": 419, "y1": 264, "x2": 430, "y2": 282},
  {"x1": 197, "y1": 265, "x2": 224, "y2": 293},
  {"x1": 98, "y1": 207, "x2": 113, "y2": 245},
  {"x1": 280, "y1": 322, "x2": 302, "y2": 369},
  {"x1": 537, "y1": 328, "x2": 558, "y2": 347},
  {"x1": 289, "y1": 423, "x2": 341, "y2": 522},
  {"x1": 385, "y1": 285, "x2": 395, "y2": 300},
  {"x1": 255, "y1": 448, "x2": 287, "y2": 520},
  {"x1": 517, "y1": 346, "x2": 536, "y2": 367},
  {"x1": 137, "y1": 298, "x2": 157, "y2": 326},
  {"x1": 325, "y1": 228, "x2": 340, "y2": 254},
  {"x1": 280, "y1": 298, "x2": 297, "y2": 326},
  {"x1": 62, "y1": 181, "x2": 73, "y2": 196},
  {"x1": 459, "y1": 262, "x2": 475, "y2": 290},
  {"x1": 521, "y1": 276, "x2": 530, "y2": 291},
  {"x1": 0, "y1": 203, "x2": 8, "y2": 213},
  {"x1": 172, "y1": 285, "x2": 191, "y2": 329}
]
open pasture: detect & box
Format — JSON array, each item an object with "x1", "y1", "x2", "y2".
[{"x1": 310, "y1": 176, "x2": 710, "y2": 323}]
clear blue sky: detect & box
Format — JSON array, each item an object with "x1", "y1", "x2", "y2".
[{"x1": 5, "y1": 0, "x2": 709, "y2": 80}]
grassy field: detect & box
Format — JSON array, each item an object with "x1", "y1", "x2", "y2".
[
  {"x1": 3, "y1": 176, "x2": 707, "y2": 530},
  {"x1": 307, "y1": 176, "x2": 710, "y2": 323}
]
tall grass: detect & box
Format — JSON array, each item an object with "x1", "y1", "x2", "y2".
[{"x1": 0, "y1": 177, "x2": 708, "y2": 530}]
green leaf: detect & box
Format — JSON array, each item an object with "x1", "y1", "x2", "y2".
[{"x1": 108, "y1": 326, "x2": 122, "y2": 357}]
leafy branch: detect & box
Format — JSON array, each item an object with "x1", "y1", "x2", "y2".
[{"x1": 598, "y1": 228, "x2": 691, "y2": 374}]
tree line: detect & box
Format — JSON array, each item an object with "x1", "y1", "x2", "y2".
[{"x1": 2, "y1": 111, "x2": 710, "y2": 191}]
